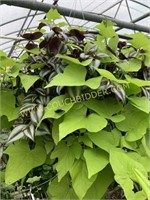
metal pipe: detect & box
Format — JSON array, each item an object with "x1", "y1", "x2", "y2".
[
  {"x1": 0, "y1": 12, "x2": 43, "y2": 27},
  {"x1": 81, "y1": 0, "x2": 122, "y2": 27},
  {"x1": 129, "y1": 0, "x2": 150, "y2": 9},
  {"x1": 1, "y1": 0, "x2": 150, "y2": 33},
  {"x1": 0, "y1": 35, "x2": 23, "y2": 40},
  {"x1": 116, "y1": 11, "x2": 150, "y2": 32}
]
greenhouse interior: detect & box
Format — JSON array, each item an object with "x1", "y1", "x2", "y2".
[{"x1": 0, "y1": 0, "x2": 150, "y2": 199}]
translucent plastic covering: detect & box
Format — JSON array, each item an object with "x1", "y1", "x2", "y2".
[{"x1": 0, "y1": 0, "x2": 150, "y2": 57}]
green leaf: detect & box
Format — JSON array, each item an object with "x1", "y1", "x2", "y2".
[
  {"x1": 45, "y1": 63, "x2": 86, "y2": 88},
  {"x1": 83, "y1": 165, "x2": 114, "y2": 199},
  {"x1": 125, "y1": 83, "x2": 141, "y2": 96},
  {"x1": 26, "y1": 176, "x2": 41, "y2": 183},
  {"x1": 18, "y1": 52, "x2": 28, "y2": 62},
  {"x1": 120, "y1": 136, "x2": 137, "y2": 151},
  {"x1": 30, "y1": 63, "x2": 44, "y2": 69},
  {"x1": 133, "y1": 191, "x2": 147, "y2": 200},
  {"x1": 95, "y1": 20, "x2": 117, "y2": 38},
  {"x1": 85, "y1": 76, "x2": 103, "y2": 89},
  {"x1": 125, "y1": 32, "x2": 150, "y2": 50},
  {"x1": 42, "y1": 95, "x2": 74, "y2": 121},
  {"x1": 0, "y1": 90, "x2": 19, "y2": 121},
  {"x1": 10, "y1": 63, "x2": 25, "y2": 77},
  {"x1": 44, "y1": 140, "x2": 54, "y2": 155},
  {"x1": 84, "y1": 148, "x2": 109, "y2": 178},
  {"x1": 69, "y1": 159, "x2": 97, "y2": 199},
  {"x1": 45, "y1": 63, "x2": 102, "y2": 89},
  {"x1": 108, "y1": 35, "x2": 119, "y2": 51},
  {"x1": 0, "y1": 56, "x2": 15, "y2": 68},
  {"x1": 109, "y1": 148, "x2": 148, "y2": 200},
  {"x1": 48, "y1": 175, "x2": 78, "y2": 200},
  {"x1": 125, "y1": 75, "x2": 150, "y2": 87},
  {"x1": 0, "y1": 115, "x2": 13, "y2": 130},
  {"x1": 51, "y1": 141, "x2": 75, "y2": 181},
  {"x1": 56, "y1": 54, "x2": 92, "y2": 66},
  {"x1": 59, "y1": 103, "x2": 107, "y2": 140},
  {"x1": 52, "y1": 118, "x2": 63, "y2": 144},
  {"x1": 127, "y1": 152, "x2": 150, "y2": 172},
  {"x1": 19, "y1": 74, "x2": 39, "y2": 92},
  {"x1": 70, "y1": 141, "x2": 82, "y2": 159},
  {"x1": 78, "y1": 135, "x2": 93, "y2": 148},
  {"x1": 116, "y1": 58, "x2": 141, "y2": 72},
  {"x1": 134, "y1": 170, "x2": 150, "y2": 197},
  {"x1": 0, "y1": 171, "x2": 5, "y2": 182},
  {"x1": 4, "y1": 140, "x2": 46, "y2": 185},
  {"x1": 128, "y1": 96, "x2": 150, "y2": 114},
  {"x1": 46, "y1": 9, "x2": 62, "y2": 22},
  {"x1": 88, "y1": 129, "x2": 121, "y2": 152},
  {"x1": 141, "y1": 135, "x2": 150, "y2": 158},
  {"x1": 96, "y1": 68, "x2": 127, "y2": 84},
  {"x1": 144, "y1": 50, "x2": 150, "y2": 66},
  {"x1": 116, "y1": 104, "x2": 149, "y2": 141},
  {"x1": 83, "y1": 97, "x2": 123, "y2": 120}
]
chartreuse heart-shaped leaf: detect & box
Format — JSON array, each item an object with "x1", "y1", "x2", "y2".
[
  {"x1": 116, "y1": 104, "x2": 149, "y2": 141},
  {"x1": 48, "y1": 175, "x2": 78, "y2": 200},
  {"x1": 45, "y1": 63, "x2": 102, "y2": 89},
  {"x1": 83, "y1": 97, "x2": 124, "y2": 122},
  {"x1": 59, "y1": 103, "x2": 107, "y2": 140},
  {"x1": 51, "y1": 141, "x2": 82, "y2": 181},
  {"x1": 88, "y1": 129, "x2": 121, "y2": 152},
  {"x1": 0, "y1": 56, "x2": 15, "y2": 68},
  {"x1": 4, "y1": 140, "x2": 46, "y2": 185},
  {"x1": 84, "y1": 148, "x2": 109, "y2": 178},
  {"x1": 134, "y1": 169, "x2": 150, "y2": 200},
  {"x1": 52, "y1": 118, "x2": 63, "y2": 144},
  {"x1": 128, "y1": 96, "x2": 150, "y2": 114},
  {"x1": 109, "y1": 148, "x2": 148, "y2": 200},
  {"x1": 69, "y1": 159, "x2": 97, "y2": 199},
  {"x1": 116, "y1": 58, "x2": 141, "y2": 72},
  {"x1": 85, "y1": 76, "x2": 103, "y2": 89},
  {"x1": 45, "y1": 63, "x2": 87, "y2": 88},
  {"x1": 46, "y1": 8, "x2": 62, "y2": 22},
  {"x1": 19, "y1": 74, "x2": 39, "y2": 92},
  {"x1": 83, "y1": 165, "x2": 114, "y2": 199},
  {"x1": 0, "y1": 90, "x2": 19, "y2": 121},
  {"x1": 41, "y1": 95, "x2": 74, "y2": 121},
  {"x1": 95, "y1": 20, "x2": 117, "y2": 38},
  {"x1": 140, "y1": 135, "x2": 150, "y2": 158},
  {"x1": 95, "y1": 68, "x2": 127, "y2": 84},
  {"x1": 56, "y1": 54, "x2": 92, "y2": 66},
  {"x1": 125, "y1": 32, "x2": 150, "y2": 50},
  {"x1": 125, "y1": 75, "x2": 150, "y2": 87},
  {"x1": 125, "y1": 83, "x2": 141, "y2": 96},
  {"x1": 108, "y1": 35, "x2": 119, "y2": 51},
  {"x1": 10, "y1": 63, "x2": 25, "y2": 78},
  {"x1": 120, "y1": 136, "x2": 137, "y2": 151},
  {"x1": 127, "y1": 151, "x2": 150, "y2": 172}
]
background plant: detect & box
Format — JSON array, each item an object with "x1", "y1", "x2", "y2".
[{"x1": 0, "y1": 8, "x2": 150, "y2": 200}]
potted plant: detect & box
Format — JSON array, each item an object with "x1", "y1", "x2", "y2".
[{"x1": 0, "y1": 8, "x2": 150, "y2": 199}]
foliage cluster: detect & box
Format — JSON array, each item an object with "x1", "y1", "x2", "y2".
[{"x1": 0, "y1": 9, "x2": 150, "y2": 200}]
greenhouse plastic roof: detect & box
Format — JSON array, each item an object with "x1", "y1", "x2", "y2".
[{"x1": 0, "y1": 0, "x2": 150, "y2": 57}]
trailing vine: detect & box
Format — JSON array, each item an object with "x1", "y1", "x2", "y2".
[{"x1": 0, "y1": 8, "x2": 150, "y2": 200}]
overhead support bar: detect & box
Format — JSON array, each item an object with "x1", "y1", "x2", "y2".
[
  {"x1": 116, "y1": 11, "x2": 150, "y2": 32},
  {"x1": 0, "y1": 35, "x2": 23, "y2": 40},
  {"x1": 1, "y1": 0, "x2": 150, "y2": 33}
]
